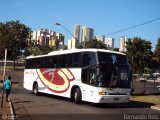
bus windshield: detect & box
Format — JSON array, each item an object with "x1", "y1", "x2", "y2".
[
  {"x1": 97, "y1": 52, "x2": 129, "y2": 65},
  {"x1": 91, "y1": 52, "x2": 130, "y2": 88}
]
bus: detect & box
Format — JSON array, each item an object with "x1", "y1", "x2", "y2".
[{"x1": 24, "y1": 49, "x2": 132, "y2": 104}]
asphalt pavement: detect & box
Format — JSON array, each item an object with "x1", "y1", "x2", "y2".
[{"x1": 9, "y1": 86, "x2": 160, "y2": 120}]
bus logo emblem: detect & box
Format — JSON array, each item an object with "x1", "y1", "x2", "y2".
[{"x1": 37, "y1": 68, "x2": 75, "y2": 93}]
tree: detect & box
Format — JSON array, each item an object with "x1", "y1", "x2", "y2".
[
  {"x1": 151, "y1": 38, "x2": 160, "y2": 71},
  {"x1": 125, "y1": 37, "x2": 152, "y2": 73},
  {"x1": 0, "y1": 20, "x2": 32, "y2": 68},
  {"x1": 155, "y1": 38, "x2": 160, "y2": 61},
  {"x1": 38, "y1": 45, "x2": 52, "y2": 55},
  {"x1": 78, "y1": 39, "x2": 107, "y2": 49},
  {"x1": 113, "y1": 48, "x2": 119, "y2": 52},
  {"x1": 27, "y1": 40, "x2": 53, "y2": 56}
]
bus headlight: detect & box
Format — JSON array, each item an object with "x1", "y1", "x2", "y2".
[{"x1": 98, "y1": 92, "x2": 109, "y2": 95}]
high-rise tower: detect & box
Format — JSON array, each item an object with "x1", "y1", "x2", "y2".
[
  {"x1": 74, "y1": 24, "x2": 80, "y2": 44},
  {"x1": 81, "y1": 26, "x2": 94, "y2": 42},
  {"x1": 119, "y1": 36, "x2": 127, "y2": 52}
]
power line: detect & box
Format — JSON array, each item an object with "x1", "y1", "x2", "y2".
[{"x1": 106, "y1": 17, "x2": 160, "y2": 36}]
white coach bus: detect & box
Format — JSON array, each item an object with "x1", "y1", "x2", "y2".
[{"x1": 24, "y1": 49, "x2": 132, "y2": 104}]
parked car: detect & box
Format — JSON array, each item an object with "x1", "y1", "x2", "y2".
[
  {"x1": 139, "y1": 76, "x2": 147, "y2": 82},
  {"x1": 146, "y1": 74, "x2": 156, "y2": 80},
  {"x1": 153, "y1": 73, "x2": 160, "y2": 77}
]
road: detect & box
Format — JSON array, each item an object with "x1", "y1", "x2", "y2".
[{"x1": 3, "y1": 70, "x2": 160, "y2": 120}]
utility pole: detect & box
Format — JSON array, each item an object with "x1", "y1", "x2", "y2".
[{"x1": 1, "y1": 49, "x2": 7, "y2": 107}]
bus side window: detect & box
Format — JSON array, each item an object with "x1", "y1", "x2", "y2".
[
  {"x1": 26, "y1": 59, "x2": 33, "y2": 68},
  {"x1": 82, "y1": 67, "x2": 97, "y2": 86},
  {"x1": 67, "y1": 53, "x2": 80, "y2": 68},
  {"x1": 82, "y1": 52, "x2": 96, "y2": 67},
  {"x1": 71, "y1": 53, "x2": 81, "y2": 68},
  {"x1": 59, "y1": 55, "x2": 67, "y2": 68},
  {"x1": 36, "y1": 58, "x2": 41, "y2": 68},
  {"x1": 89, "y1": 68, "x2": 97, "y2": 85},
  {"x1": 41, "y1": 57, "x2": 49, "y2": 68},
  {"x1": 53, "y1": 56, "x2": 57, "y2": 68}
]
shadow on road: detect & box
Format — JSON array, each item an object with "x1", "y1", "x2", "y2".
[
  {"x1": 90, "y1": 101, "x2": 154, "y2": 109},
  {"x1": 13, "y1": 100, "x2": 33, "y2": 104},
  {"x1": 37, "y1": 92, "x2": 155, "y2": 109}
]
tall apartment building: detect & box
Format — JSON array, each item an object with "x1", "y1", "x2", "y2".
[
  {"x1": 96, "y1": 35, "x2": 114, "y2": 50},
  {"x1": 74, "y1": 24, "x2": 80, "y2": 44},
  {"x1": 31, "y1": 29, "x2": 64, "y2": 49},
  {"x1": 67, "y1": 24, "x2": 80, "y2": 49},
  {"x1": 96, "y1": 35, "x2": 105, "y2": 43},
  {"x1": 81, "y1": 26, "x2": 94, "y2": 42},
  {"x1": 104, "y1": 37, "x2": 114, "y2": 50},
  {"x1": 68, "y1": 38, "x2": 76, "y2": 49},
  {"x1": 119, "y1": 36, "x2": 127, "y2": 52}
]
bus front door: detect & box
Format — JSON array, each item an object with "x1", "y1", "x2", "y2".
[{"x1": 82, "y1": 66, "x2": 97, "y2": 102}]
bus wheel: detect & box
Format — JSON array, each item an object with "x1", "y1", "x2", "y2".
[
  {"x1": 74, "y1": 88, "x2": 81, "y2": 104},
  {"x1": 33, "y1": 83, "x2": 39, "y2": 95}
]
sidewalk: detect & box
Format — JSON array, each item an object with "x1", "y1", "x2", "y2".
[
  {"x1": 0, "y1": 93, "x2": 13, "y2": 120},
  {"x1": 0, "y1": 93, "x2": 31, "y2": 120}
]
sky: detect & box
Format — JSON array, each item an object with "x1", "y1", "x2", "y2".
[{"x1": 0, "y1": 0, "x2": 160, "y2": 50}]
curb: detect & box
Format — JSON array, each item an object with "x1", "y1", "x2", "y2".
[
  {"x1": 130, "y1": 100, "x2": 160, "y2": 111},
  {"x1": 151, "y1": 105, "x2": 160, "y2": 111},
  {"x1": 8, "y1": 98, "x2": 17, "y2": 120}
]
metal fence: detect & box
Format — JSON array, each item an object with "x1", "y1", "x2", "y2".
[
  {"x1": 132, "y1": 75, "x2": 160, "y2": 95},
  {"x1": 0, "y1": 61, "x2": 24, "y2": 66}
]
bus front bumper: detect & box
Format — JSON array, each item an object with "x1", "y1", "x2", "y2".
[{"x1": 91, "y1": 95, "x2": 130, "y2": 103}]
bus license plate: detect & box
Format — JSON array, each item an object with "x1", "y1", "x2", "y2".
[{"x1": 114, "y1": 98, "x2": 119, "y2": 101}]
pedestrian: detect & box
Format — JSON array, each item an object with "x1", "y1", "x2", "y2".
[{"x1": 4, "y1": 76, "x2": 12, "y2": 102}]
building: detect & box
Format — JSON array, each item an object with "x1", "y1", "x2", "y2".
[
  {"x1": 119, "y1": 36, "x2": 127, "y2": 52},
  {"x1": 96, "y1": 35, "x2": 114, "y2": 50},
  {"x1": 96, "y1": 35, "x2": 105, "y2": 43},
  {"x1": 104, "y1": 37, "x2": 114, "y2": 50},
  {"x1": 56, "y1": 33, "x2": 64, "y2": 45},
  {"x1": 81, "y1": 26, "x2": 94, "y2": 42},
  {"x1": 68, "y1": 39, "x2": 72, "y2": 49},
  {"x1": 31, "y1": 29, "x2": 64, "y2": 50},
  {"x1": 74, "y1": 24, "x2": 80, "y2": 44},
  {"x1": 68, "y1": 38, "x2": 76, "y2": 49}
]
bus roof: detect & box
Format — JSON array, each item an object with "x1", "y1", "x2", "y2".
[{"x1": 26, "y1": 48, "x2": 126, "y2": 59}]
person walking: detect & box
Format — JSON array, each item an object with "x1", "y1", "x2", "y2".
[{"x1": 4, "y1": 76, "x2": 12, "y2": 102}]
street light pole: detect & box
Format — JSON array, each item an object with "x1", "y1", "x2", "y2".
[
  {"x1": 1, "y1": 49, "x2": 7, "y2": 107},
  {"x1": 55, "y1": 23, "x2": 78, "y2": 48}
]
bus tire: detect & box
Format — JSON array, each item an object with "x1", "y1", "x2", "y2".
[
  {"x1": 74, "y1": 88, "x2": 81, "y2": 104},
  {"x1": 33, "y1": 83, "x2": 39, "y2": 96}
]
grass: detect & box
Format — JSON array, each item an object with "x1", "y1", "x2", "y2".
[
  {"x1": 0, "y1": 66, "x2": 24, "y2": 71},
  {"x1": 130, "y1": 95, "x2": 160, "y2": 104}
]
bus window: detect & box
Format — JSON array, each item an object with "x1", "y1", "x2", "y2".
[
  {"x1": 82, "y1": 52, "x2": 96, "y2": 67},
  {"x1": 49, "y1": 56, "x2": 57, "y2": 68},
  {"x1": 25, "y1": 59, "x2": 31, "y2": 68},
  {"x1": 98, "y1": 52, "x2": 128, "y2": 65},
  {"x1": 57, "y1": 55, "x2": 67, "y2": 68},
  {"x1": 26, "y1": 59, "x2": 37, "y2": 69},
  {"x1": 71, "y1": 53, "x2": 81, "y2": 67},
  {"x1": 42, "y1": 57, "x2": 49, "y2": 68},
  {"x1": 67, "y1": 53, "x2": 81, "y2": 68},
  {"x1": 82, "y1": 66, "x2": 98, "y2": 86},
  {"x1": 89, "y1": 67, "x2": 97, "y2": 86},
  {"x1": 36, "y1": 58, "x2": 42, "y2": 68}
]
